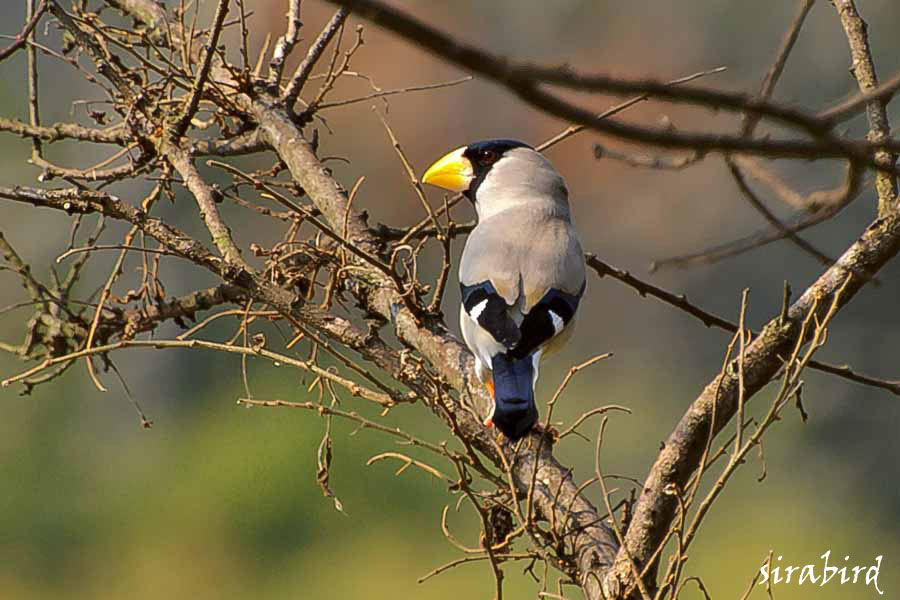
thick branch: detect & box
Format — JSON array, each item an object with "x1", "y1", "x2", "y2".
[
  {"x1": 605, "y1": 189, "x2": 900, "y2": 599},
  {"x1": 111, "y1": 283, "x2": 247, "y2": 340}
]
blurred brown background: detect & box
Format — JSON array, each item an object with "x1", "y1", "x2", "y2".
[{"x1": 0, "y1": 1, "x2": 898, "y2": 598}]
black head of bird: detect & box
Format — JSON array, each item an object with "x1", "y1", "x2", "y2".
[
  {"x1": 422, "y1": 139, "x2": 586, "y2": 440},
  {"x1": 421, "y1": 139, "x2": 570, "y2": 217}
]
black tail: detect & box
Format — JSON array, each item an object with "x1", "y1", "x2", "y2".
[{"x1": 491, "y1": 353, "x2": 538, "y2": 440}]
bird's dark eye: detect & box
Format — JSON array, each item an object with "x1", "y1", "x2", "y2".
[{"x1": 479, "y1": 149, "x2": 499, "y2": 163}]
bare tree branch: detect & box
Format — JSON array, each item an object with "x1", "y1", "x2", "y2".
[
  {"x1": 834, "y1": 0, "x2": 898, "y2": 216},
  {"x1": 2, "y1": 3, "x2": 898, "y2": 599},
  {"x1": 282, "y1": 7, "x2": 350, "y2": 109},
  {"x1": 325, "y1": 0, "x2": 900, "y2": 175},
  {"x1": 0, "y1": 0, "x2": 47, "y2": 63}
]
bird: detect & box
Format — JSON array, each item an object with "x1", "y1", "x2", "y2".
[{"x1": 421, "y1": 139, "x2": 586, "y2": 440}]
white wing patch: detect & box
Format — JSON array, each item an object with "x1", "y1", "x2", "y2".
[
  {"x1": 531, "y1": 349, "x2": 543, "y2": 386},
  {"x1": 549, "y1": 310, "x2": 565, "y2": 335},
  {"x1": 469, "y1": 298, "x2": 489, "y2": 321}
]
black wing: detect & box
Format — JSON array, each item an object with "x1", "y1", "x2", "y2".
[
  {"x1": 460, "y1": 281, "x2": 521, "y2": 349},
  {"x1": 509, "y1": 286, "x2": 583, "y2": 359},
  {"x1": 461, "y1": 282, "x2": 583, "y2": 357}
]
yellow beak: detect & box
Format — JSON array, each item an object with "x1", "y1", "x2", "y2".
[{"x1": 421, "y1": 146, "x2": 473, "y2": 192}]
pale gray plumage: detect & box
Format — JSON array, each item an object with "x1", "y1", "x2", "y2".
[
  {"x1": 459, "y1": 146, "x2": 585, "y2": 380},
  {"x1": 422, "y1": 140, "x2": 585, "y2": 439},
  {"x1": 460, "y1": 148, "x2": 585, "y2": 307}
]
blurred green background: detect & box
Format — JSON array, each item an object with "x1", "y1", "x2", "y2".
[{"x1": 1, "y1": 1, "x2": 899, "y2": 598}]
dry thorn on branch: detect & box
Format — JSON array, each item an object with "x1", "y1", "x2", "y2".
[
  {"x1": 725, "y1": 159, "x2": 839, "y2": 271},
  {"x1": 164, "y1": 145, "x2": 249, "y2": 269},
  {"x1": 548, "y1": 353, "x2": 614, "y2": 409},
  {"x1": 26, "y1": 0, "x2": 42, "y2": 164},
  {"x1": 819, "y1": 69, "x2": 900, "y2": 125},
  {"x1": 539, "y1": 353, "x2": 616, "y2": 450},
  {"x1": 648, "y1": 161, "x2": 862, "y2": 270},
  {"x1": 175, "y1": 309, "x2": 278, "y2": 341},
  {"x1": 438, "y1": 504, "x2": 516, "y2": 556},
  {"x1": 743, "y1": 0, "x2": 816, "y2": 134},
  {"x1": 731, "y1": 156, "x2": 857, "y2": 213},
  {"x1": 0, "y1": 117, "x2": 127, "y2": 145},
  {"x1": 417, "y1": 551, "x2": 538, "y2": 585},
  {"x1": 594, "y1": 146, "x2": 702, "y2": 171},
  {"x1": 375, "y1": 109, "x2": 443, "y2": 237},
  {"x1": 53, "y1": 243, "x2": 254, "y2": 268},
  {"x1": 675, "y1": 577, "x2": 712, "y2": 600},
  {"x1": 556, "y1": 405, "x2": 631, "y2": 442}
]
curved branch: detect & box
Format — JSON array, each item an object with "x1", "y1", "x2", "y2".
[
  {"x1": 324, "y1": 0, "x2": 823, "y2": 135},
  {"x1": 324, "y1": 0, "x2": 900, "y2": 176}
]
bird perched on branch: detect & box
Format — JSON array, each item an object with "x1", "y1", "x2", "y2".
[{"x1": 422, "y1": 140, "x2": 585, "y2": 440}]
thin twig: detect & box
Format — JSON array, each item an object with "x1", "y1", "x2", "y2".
[
  {"x1": 173, "y1": 0, "x2": 230, "y2": 138},
  {"x1": 538, "y1": 66, "x2": 727, "y2": 152},
  {"x1": 268, "y1": 0, "x2": 302, "y2": 86},
  {"x1": 834, "y1": 0, "x2": 898, "y2": 217},
  {"x1": 282, "y1": 7, "x2": 350, "y2": 108},
  {"x1": 0, "y1": 0, "x2": 47, "y2": 63},
  {"x1": 318, "y1": 76, "x2": 472, "y2": 109}
]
